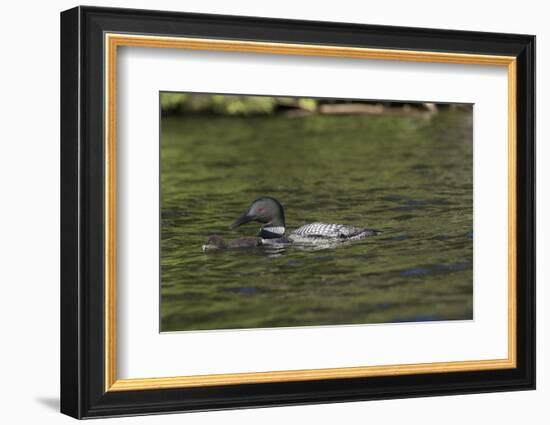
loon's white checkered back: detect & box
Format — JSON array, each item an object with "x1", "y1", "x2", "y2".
[{"x1": 289, "y1": 222, "x2": 378, "y2": 241}]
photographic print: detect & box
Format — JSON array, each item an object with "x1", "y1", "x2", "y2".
[
  {"x1": 160, "y1": 93, "x2": 473, "y2": 332},
  {"x1": 61, "y1": 8, "x2": 535, "y2": 417}
]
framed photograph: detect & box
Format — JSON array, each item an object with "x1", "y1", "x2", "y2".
[{"x1": 60, "y1": 6, "x2": 535, "y2": 419}]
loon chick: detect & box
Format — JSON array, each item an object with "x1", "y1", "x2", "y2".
[
  {"x1": 202, "y1": 235, "x2": 261, "y2": 251},
  {"x1": 230, "y1": 197, "x2": 379, "y2": 244}
]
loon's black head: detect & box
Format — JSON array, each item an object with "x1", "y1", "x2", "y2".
[{"x1": 230, "y1": 197, "x2": 286, "y2": 239}]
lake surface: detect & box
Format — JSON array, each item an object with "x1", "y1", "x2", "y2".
[{"x1": 160, "y1": 109, "x2": 473, "y2": 332}]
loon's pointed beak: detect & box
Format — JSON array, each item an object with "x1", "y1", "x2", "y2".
[{"x1": 230, "y1": 212, "x2": 255, "y2": 229}]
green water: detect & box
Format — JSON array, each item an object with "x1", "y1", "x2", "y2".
[{"x1": 160, "y1": 110, "x2": 473, "y2": 332}]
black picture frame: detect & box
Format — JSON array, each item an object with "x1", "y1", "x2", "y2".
[{"x1": 61, "y1": 5, "x2": 535, "y2": 419}]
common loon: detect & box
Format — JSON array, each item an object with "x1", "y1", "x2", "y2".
[{"x1": 229, "y1": 197, "x2": 379, "y2": 245}]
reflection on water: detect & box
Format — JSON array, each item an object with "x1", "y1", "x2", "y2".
[{"x1": 160, "y1": 109, "x2": 473, "y2": 332}]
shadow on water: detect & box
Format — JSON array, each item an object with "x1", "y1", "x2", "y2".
[{"x1": 160, "y1": 110, "x2": 473, "y2": 331}]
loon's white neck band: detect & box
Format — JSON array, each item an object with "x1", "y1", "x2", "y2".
[{"x1": 263, "y1": 226, "x2": 285, "y2": 236}]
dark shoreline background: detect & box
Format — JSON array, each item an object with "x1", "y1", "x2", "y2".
[{"x1": 161, "y1": 92, "x2": 471, "y2": 118}]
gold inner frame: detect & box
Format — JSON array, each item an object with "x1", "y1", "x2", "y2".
[{"x1": 104, "y1": 33, "x2": 517, "y2": 392}]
